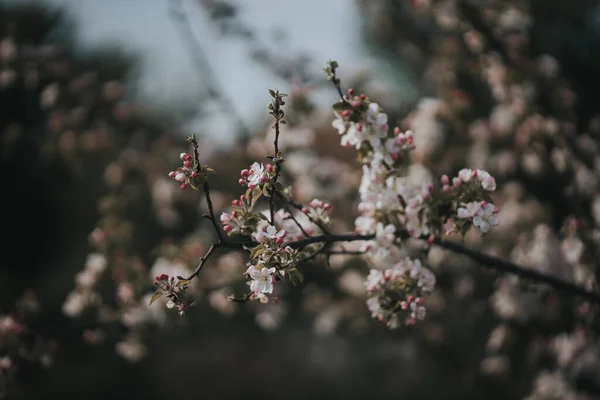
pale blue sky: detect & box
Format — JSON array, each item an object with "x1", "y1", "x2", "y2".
[{"x1": 26, "y1": 0, "x2": 406, "y2": 144}]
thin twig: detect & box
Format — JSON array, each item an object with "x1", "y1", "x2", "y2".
[
  {"x1": 275, "y1": 191, "x2": 331, "y2": 235},
  {"x1": 188, "y1": 135, "x2": 223, "y2": 243},
  {"x1": 268, "y1": 91, "x2": 285, "y2": 225},
  {"x1": 283, "y1": 205, "x2": 311, "y2": 238},
  {"x1": 186, "y1": 243, "x2": 219, "y2": 280}
]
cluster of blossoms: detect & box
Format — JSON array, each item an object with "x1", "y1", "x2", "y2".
[
  {"x1": 245, "y1": 225, "x2": 302, "y2": 303},
  {"x1": 300, "y1": 199, "x2": 332, "y2": 226},
  {"x1": 220, "y1": 194, "x2": 261, "y2": 236},
  {"x1": 365, "y1": 257, "x2": 436, "y2": 328},
  {"x1": 168, "y1": 152, "x2": 198, "y2": 190},
  {"x1": 62, "y1": 253, "x2": 107, "y2": 317},
  {"x1": 325, "y1": 60, "x2": 500, "y2": 326},
  {"x1": 239, "y1": 162, "x2": 277, "y2": 189},
  {"x1": 150, "y1": 274, "x2": 196, "y2": 316},
  {"x1": 168, "y1": 151, "x2": 215, "y2": 190}
]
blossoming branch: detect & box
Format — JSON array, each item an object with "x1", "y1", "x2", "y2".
[{"x1": 153, "y1": 62, "x2": 600, "y2": 329}]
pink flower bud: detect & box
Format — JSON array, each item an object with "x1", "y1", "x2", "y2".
[
  {"x1": 240, "y1": 195, "x2": 247, "y2": 202},
  {"x1": 276, "y1": 237, "x2": 283, "y2": 245},
  {"x1": 480, "y1": 200, "x2": 487, "y2": 208},
  {"x1": 168, "y1": 171, "x2": 176, "y2": 178},
  {"x1": 360, "y1": 94, "x2": 366, "y2": 100},
  {"x1": 426, "y1": 183, "x2": 434, "y2": 192},
  {"x1": 493, "y1": 206, "x2": 499, "y2": 213},
  {"x1": 400, "y1": 301, "x2": 408, "y2": 310},
  {"x1": 443, "y1": 184, "x2": 450, "y2": 192},
  {"x1": 427, "y1": 234, "x2": 435, "y2": 244},
  {"x1": 266, "y1": 164, "x2": 273, "y2": 173},
  {"x1": 407, "y1": 295, "x2": 414, "y2": 302},
  {"x1": 260, "y1": 176, "x2": 268, "y2": 183},
  {"x1": 240, "y1": 169, "x2": 249, "y2": 178},
  {"x1": 352, "y1": 100, "x2": 361, "y2": 108},
  {"x1": 407, "y1": 317, "x2": 416, "y2": 325},
  {"x1": 422, "y1": 192, "x2": 430, "y2": 199},
  {"x1": 356, "y1": 124, "x2": 363, "y2": 132},
  {"x1": 452, "y1": 177, "x2": 462, "y2": 186},
  {"x1": 191, "y1": 171, "x2": 198, "y2": 179},
  {"x1": 183, "y1": 160, "x2": 191, "y2": 168},
  {"x1": 223, "y1": 225, "x2": 232, "y2": 233},
  {"x1": 180, "y1": 153, "x2": 189, "y2": 161},
  {"x1": 324, "y1": 203, "x2": 331, "y2": 210},
  {"x1": 231, "y1": 199, "x2": 241, "y2": 206},
  {"x1": 341, "y1": 110, "x2": 350, "y2": 118},
  {"x1": 239, "y1": 178, "x2": 246, "y2": 185},
  {"x1": 175, "y1": 173, "x2": 186, "y2": 183},
  {"x1": 231, "y1": 211, "x2": 238, "y2": 218},
  {"x1": 394, "y1": 127, "x2": 401, "y2": 136},
  {"x1": 472, "y1": 170, "x2": 478, "y2": 177},
  {"x1": 441, "y1": 175, "x2": 449, "y2": 185},
  {"x1": 301, "y1": 207, "x2": 309, "y2": 213},
  {"x1": 180, "y1": 183, "x2": 186, "y2": 190},
  {"x1": 348, "y1": 88, "x2": 354, "y2": 95},
  {"x1": 416, "y1": 297, "x2": 424, "y2": 305}
]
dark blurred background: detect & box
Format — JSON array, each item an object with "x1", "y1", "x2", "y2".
[{"x1": 2, "y1": 0, "x2": 600, "y2": 399}]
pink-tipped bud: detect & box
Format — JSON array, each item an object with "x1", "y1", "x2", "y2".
[
  {"x1": 240, "y1": 195, "x2": 247, "y2": 202},
  {"x1": 407, "y1": 317, "x2": 416, "y2": 326},
  {"x1": 223, "y1": 225, "x2": 233, "y2": 233},
  {"x1": 180, "y1": 183, "x2": 186, "y2": 190},
  {"x1": 276, "y1": 237, "x2": 283, "y2": 245},
  {"x1": 394, "y1": 127, "x2": 401, "y2": 136},
  {"x1": 480, "y1": 200, "x2": 487, "y2": 208},
  {"x1": 239, "y1": 178, "x2": 246, "y2": 185},
  {"x1": 400, "y1": 301, "x2": 408, "y2": 310},
  {"x1": 441, "y1": 175, "x2": 449, "y2": 185},
  {"x1": 452, "y1": 177, "x2": 462, "y2": 186},
  {"x1": 266, "y1": 164, "x2": 273, "y2": 173},
  {"x1": 183, "y1": 160, "x2": 191, "y2": 168},
  {"x1": 407, "y1": 295, "x2": 414, "y2": 303},
  {"x1": 260, "y1": 176, "x2": 268, "y2": 183},
  {"x1": 231, "y1": 211, "x2": 238, "y2": 218},
  {"x1": 423, "y1": 192, "x2": 430, "y2": 200},
  {"x1": 348, "y1": 88, "x2": 355, "y2": 95},
  {"x1": 180, "y1": 153, "x2": 189, "y2": 161},
  {"x1": 360, "y1": 94, "x2": 366, "y2": 100},
  {"x1": 191, "y1": 171, "x2": 198, "y2": 179},
  {"x1": 241, "y1": 169, "x2": 250, "y2": 178},
  {"x1": 168, "y1": 171, "x2": 176, "y2": 178},
  {"x1": 493, "y1": 206, "x2": 499, "y2": 213},
  {"x1": 416, "y1": 297, "x2": 425, "y2": 305},
  {"x1": 426, "y1": 183, "x2": 434, "y2": 192},
  {"x1": 341, "y1": 110, "x2": 350, "y2": 118},
  {"x1": 443, "y1": 184, "x2": 450, "y2": 192},
  {"x1": 472, "y1": 170, "x2": 478, "y2": 177},
  {"x1": 356, "y1": 124, "x2": 363, "y2": 132},
  {"x1": 301, "y1": 207, "x2": 309, "y2": 213},
  {"x1": 352, "y1": 100, "x2": 361, "y2": 108},
  {"x1": 324, "y1": 203, "x2": 331, "y2": 210},
  {"x1": 427, "y1": 234, "x2": 435, "y2": 244}
]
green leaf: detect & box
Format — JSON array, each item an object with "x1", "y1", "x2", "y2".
[
  {"x1": 250, "y1": 244, "x2": 265, "y2": 260},
  {"x1": 149, "y1": 291, "x2": 163, "y2": 305},
  {"x1": 262, "y1": 183, "x2": 272, "y2": 197},
  {"x1": 177, "y1": 279, "x2": 192, "y2": 288},
  {"x1": 332, "y1": 101, "x2": 353, "y2": 113},
  {"x1": 251, "y1": 187, "x2": 263, "y2": 206}
]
